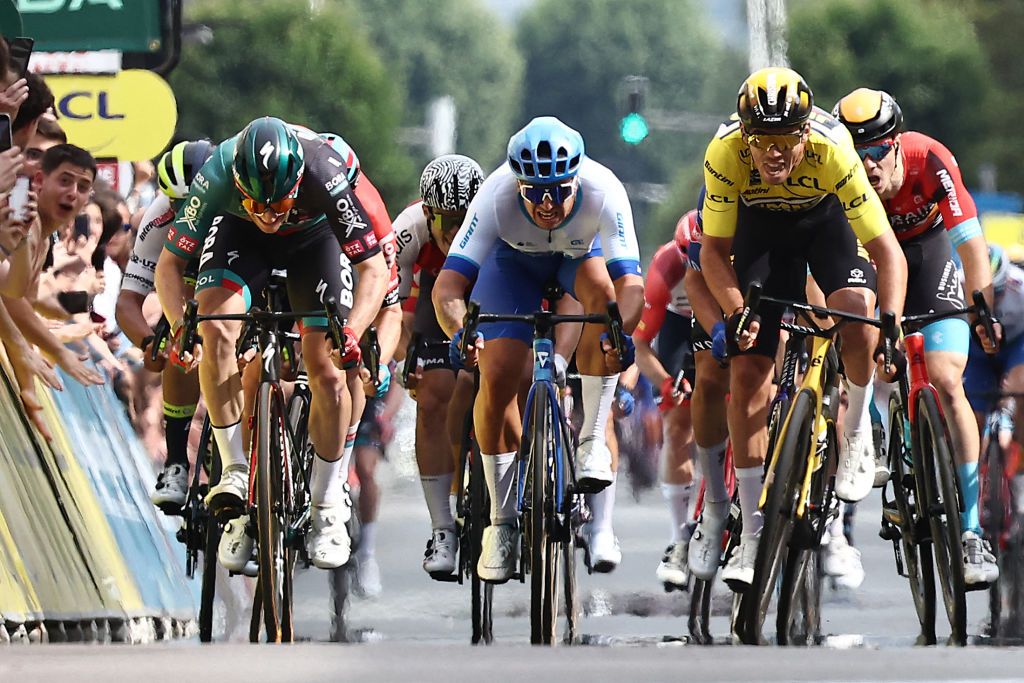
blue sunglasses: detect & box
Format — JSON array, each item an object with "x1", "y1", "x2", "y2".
[
  {"x1": 518, "y1": 180, "x2": 577, "y2": 205},
  {"x1": 856, "y1": 139, "x2": 895, "y2": 163}
]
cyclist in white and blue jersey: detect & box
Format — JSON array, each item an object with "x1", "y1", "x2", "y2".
[{"x1": 432, "y1": 117, "x2": 644, "y2": 583}]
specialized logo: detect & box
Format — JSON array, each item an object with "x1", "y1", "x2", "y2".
[
  {"x1": 334, "y1": 196, "x2": 369, "y2": 237},
  {"x1": 260, "y1": 141, "x2": 275, "y2": 169},
  {"x1": 935, "y1": 168, "x2": 963, "y2": 217},
  {"x1": 227, "y1": 250, "x2": 240, "y2": 265},
  {"x1": 262, "y1": 344, "x2": 276, "y2": 374}
]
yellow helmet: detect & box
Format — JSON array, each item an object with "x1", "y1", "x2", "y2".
[
  {"x1": 832, "y1": 88, "x2": 903, "y2": 145},
  {"x1": 737, "y1": 67, "x2": 813, "y2": 132}
]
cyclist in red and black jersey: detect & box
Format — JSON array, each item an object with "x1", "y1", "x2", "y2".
[
  {"x1": 835, "y1": 88, "x2": 998, "y2": 585},
  {"x1": 634, "y1": 210, "x2": 699, "y2": 589}
]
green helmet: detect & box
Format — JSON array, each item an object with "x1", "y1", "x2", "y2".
[{"x1": 232, "y1": 117, "x2": 305, "y2": 203}]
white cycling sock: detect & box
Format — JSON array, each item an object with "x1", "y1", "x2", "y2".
[
  {"x1": 587, "y1": 474, "x2": 618, "y2": 534},
  {"x1": 311, "y1": 454, "x2": 347, "y2": 507},
  {"x1": 483, "y1": 451, "x2": 517, "y2": 523},
  {"x1": 339, "y1": 425, "x2": 358, "y2": 474},
  {"x1": 872, "y1": 380, "x2": 896, "y2": 439},
  {"x1": 661, "y1": 482, "x2": 694, "y2": 543},
  {"x1": 844, "y1": 377, "x2": 874, "y2": 438},
  {"x1": 212, "y1": 421, "x2": 247, "y2": 471},
  {"x1": 827, "y1": 503, "x2": 846, "y2": 540},
  {"x1": 420, "y1": 473, "x2": 455, "y2": 530},
  {"x1": 696, "y1": 440, "x2": 729, "y2": 503},
  {"x1": 736, "y1": 466, "x2": 764, "y2": 536},
  {"x1": 357, "y1": 521, "x2": 377, "y2": 559},
  {"x1": 580, "y1": 374, "x2": 618, "y2": 445}
]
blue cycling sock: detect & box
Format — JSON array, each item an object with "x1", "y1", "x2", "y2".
[{"x1": 957, "y1": 461, "x2": 981, "y2": 534}]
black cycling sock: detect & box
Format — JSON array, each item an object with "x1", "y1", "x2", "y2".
[{"x1": 163, "y1": 402, "x2": 197, "y2": 468}]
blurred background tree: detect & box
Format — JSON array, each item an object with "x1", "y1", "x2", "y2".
[
  {"x1": 169, "y1": 0, "x2": 415, "y2": 206},
  {"x1": 788, "y1": 0, "x2": 995, "y2": 186}
]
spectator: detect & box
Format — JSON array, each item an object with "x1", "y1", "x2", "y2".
[
  {"x1": 12, "y1": 73, "x2": 53, "y2": 151},
  {"x1": 24, "y1": 116, "x2": 65, "y2": 178}
]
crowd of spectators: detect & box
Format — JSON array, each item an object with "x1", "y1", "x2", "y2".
[{"x1": 0, "y1": 38, "x2": 168, "y2": 457}]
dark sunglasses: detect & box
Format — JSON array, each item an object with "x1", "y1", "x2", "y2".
[
  {"x1": 517, "y1": 180, "x2": 577, "y2": 205},
  {"x1": 856, "y1": 139, "x2": 896, "y2": 163}
]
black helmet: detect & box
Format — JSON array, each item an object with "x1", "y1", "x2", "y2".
[{"x1": 833, "y1": 88, "x2": 904, "y2": 145}]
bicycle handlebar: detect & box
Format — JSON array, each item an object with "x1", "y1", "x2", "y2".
[
  {"x1": 360, "y1": 326, "x2": 381, "y2": 387},
  {"x1": 149, "y1": 316, "x2": 171, "y2": 363}
]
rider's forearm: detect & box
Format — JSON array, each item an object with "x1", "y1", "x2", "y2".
[
  {"x1": 684, "y1": 267, "x2": 724, "y2": 334},
  {"x1": 864, "y1": 231, "x2": 907, "y2": 321},
  {"x1": 432, "y1": 269, "x2": 470, "y2": 339},
  {"x1": 635, "y1": 338, "x2": 670, "y2": 385},
  {"x1": 957, "y1": 234, "x2": 993, "y2": 306},
  {"x1": 612, "y1": 274, "x2": 644, "y2": 333},
  {"x1": 115, "y1": 290, "x2": 154, "y2": 348},
  {"x1": 155, "y1": 251, "x2": 189, "y2": 330},
  {"x1": 348, "y1": 253, "x2": 388, "y2": 340},
  {"x1": 701, "y1": 236, "x2": 743, "y2": 315},
  {"x1": 372, "y1": 303, "x2": 402, "y2": 365}
]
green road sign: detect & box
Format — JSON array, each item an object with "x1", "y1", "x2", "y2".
[{"x1": 19, "y1": 0, "x2": 162, "y2": 53}]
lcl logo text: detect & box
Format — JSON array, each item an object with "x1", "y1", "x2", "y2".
[{"x1": 58, "y1": 91, "x2": 125, "y2": 121}]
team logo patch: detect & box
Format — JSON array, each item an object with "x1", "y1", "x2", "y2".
[{"x1": 343, "y1": 241, "x2": 365, "y2": 258}]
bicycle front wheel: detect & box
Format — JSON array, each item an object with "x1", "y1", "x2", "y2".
[
  {"x1": 743, "y1": 388, "x2": 813, "y2": 645},
  {"x1": 198, "y1": 420, "x2": 221, "y2": 644},
  {"x1": 527, "y1": 391, "x2": 560, "y2": 645},
  {"x1": 255, "y1": 382, "x2": 294, "y2": 643},
  {"x1": 916, "y1": 389, "x2": 967, "y2": 645}
]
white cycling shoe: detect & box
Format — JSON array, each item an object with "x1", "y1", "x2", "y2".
[
  {"x1": 822, "y1": 533, "x2": 865, "y2": 589},
  {"x1": 355, "y1": 555, "x2": 382, "y2": 599},
  {"x1": 423, "y1": 528, "x2": 458, "y2": 578},
  {"x1": 576, "y1": 437, "x2": 613, "y2": 493},
  {"x1": 307, "y1": 504, "x2": 352, "y2": 569},
  {"x1": 688, "y1": 499, "x2": 730, "y2": 581},
  {"x1": 218, "y1": 514, "x2": 256, "y2": 575},
  {"x1": 478, "y1": 523, "x2": 519, "y2": 584},
  {"x1": 963, "y1": 530, "x2": 999, "y2": 585},
  {"x1": 205, "y1": 466, "x2": 249, "y2": 516},
  {"x1": 587, "y1": 526, "x2": 621, "y2": 573},
  {"x1": 835, "y1": 432, "x2": 875, "y2": 503},
  {"x1": 722, "y1": 532, "x2": 759, "y2": 593},
  {"x1": 656, "y1": 540, "x2": 690, "y2": 589},
  {"x1": 151, "y1": 463, "x2": 189, "y2": 511}
]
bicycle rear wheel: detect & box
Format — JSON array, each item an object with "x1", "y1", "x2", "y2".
[
  {"x1": 468, "y1": 438, "x2": 494, "y2": 644},
  {"x1": 916, "y1": 389, "x2": 967, "y2": 645},
  {"x1": 255, "y1": 382, "x2": 294, "y2": 643},
  {"x1": 742, "y1": 388, "x2": 813, "y2": 645},
  {"x1": 983, "y1": 436, "x2": 1007, "y2": 638},
  {"x1": 199, "y1": 425, "x2": 221, "y2": 644}
]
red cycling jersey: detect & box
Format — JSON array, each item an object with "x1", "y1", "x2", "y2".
[
  {"x1": 634, "y1": 240, "x2": 690, "y2": 344},
  {"x1": 353, "y1": 175, "x2": 400, "y2": 306},
  {"x1": 883, "y1": 131, "x2": 979, "y2": 242}
]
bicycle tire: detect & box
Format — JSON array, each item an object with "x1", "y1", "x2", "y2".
[
  {"x1": 255, "y1": 382, "x2": 293, "y2": 643},
  {"x1": 743, "y1": 388, "x2": 814, "y2": 645},
  {"x1": 983, "y1": 436, "x2": 1006, "y2": 638},
  {"x1": 199, "y1": 430, "x2": 222, "y2": 644},
  {"x1": 282, "y1": 389, "x2": 311, "y2": 642},
  {"x1": 916, "y1": 389, "x2": 967, "y2": 645},
  {"x1": 688, "y1": 578, "x2": 712, "y2": 645},
  {"x1": 468, "y1": 437, "x2": 494, "y2": 644},
  {"x1": 527, "y1": 390, "x2": 560, "y2": 645},
  {"x1": 888, "y1": 392, "x2": 937, "y2": 644},
  {"x1": 561, "y1": 411, "x2": 579, "y2": 645}
]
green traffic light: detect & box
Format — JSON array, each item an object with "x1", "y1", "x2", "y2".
[{"x1": 620, "y1": 112, "x2": 649, "y2": 145}]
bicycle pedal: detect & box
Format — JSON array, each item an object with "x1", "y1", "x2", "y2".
[
  {"x1": 157, "y1": 501, "x2": 186, "y2": 517},
  {"x1": 965, "y1": 581, "x2": 991, "y2": 593},
  {"x1": 429, "y1": 570, "x2": 459, "y2": 583}
]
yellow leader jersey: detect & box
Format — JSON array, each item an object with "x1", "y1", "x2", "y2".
[{"x1": 700, "y1": 108, "x2": 890, "y2": 245}]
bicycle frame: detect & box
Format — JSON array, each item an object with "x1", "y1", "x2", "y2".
[{"x1": 903, "y1": 332, "x2": 944, "y2": 424}]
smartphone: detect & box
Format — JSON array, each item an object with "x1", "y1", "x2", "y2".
[
  {"x1": 73, "y1": 213, "x2": 90, "y2": 240},
  {"x1": 8, "y1": 37, "x2": 34, "y2": 77},
  {"x1": 0, "y1": 113, "x2": 11, "y2": 153},
  {"x1": 9, "y1": 176, "x2": 29, "y2": 221}
]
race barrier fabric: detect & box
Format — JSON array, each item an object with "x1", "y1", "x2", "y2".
[{"x1": 0, "y1": 352, "x2": 196, "y2": 641}]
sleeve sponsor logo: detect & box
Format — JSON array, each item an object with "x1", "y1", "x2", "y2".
[
  {"x1": 193, "y1": 172, "x2": 209, "y2": 191},
  {"x1": 704, "y1": 159, "x2": 735, "y2": 187},
  {"x1": 834, "y1": 164, "x2": 857, "y2": 191},
  {"x1": 167, "y1": 226, "x2": 177, "y2": 243},
  {"x1": 364, "y1": 230, "x2": 378, "y2": 248},
  {"x1": 458, "y1": 214, "x2": 479, "y2": 249},
  {"x1": 706, "y1": 193, "x2": 736, "y2": 204},
  {"x1": 935, "y1": 168, "x2": 963, "y2": 217},
  {"x1": 842, "y1": 192, "x2": 870, "y2": 211},
  {"x1": 343, "y1": 241, "x2": 365, "y2": 258},
  {"x1": 176, "y1": 195, "x2": 203, "y2": 232},
  {"x1": 324, "y1": 172, "x2": 348, "y2": 194},
  {"x1": 785, "y1": 175, "x2": 824, "y2": 191},
  {"x1": 615, "y1": 212, "x2": 626, "y2": 246},
  {"x1": 177, "y1": 235, "x2": 197, "y2": 253},
  {"x1": 334, "y1": 196, "x2": 369, "y2": 237}
]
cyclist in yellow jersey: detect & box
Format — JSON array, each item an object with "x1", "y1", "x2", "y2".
[{"x1": 694, "y1": 67, "x2": 908, "y2": 590}]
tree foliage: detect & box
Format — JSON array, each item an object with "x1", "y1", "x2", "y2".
[
  {"x1": 346, "y1": 0, "x2": 525, "y2": 175},
  {"x1": 517, "y1": 0, "x2": 745, "y2": 252},
  {"x1": 788, "y1": 0, "x2": 994, "y2": 185},
  {"x1": 168, "y1": 0, "x2": 414, "y2": 205}
]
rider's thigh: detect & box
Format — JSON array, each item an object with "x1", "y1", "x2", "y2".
[
  {"x1": 729, "y1": 353, "x2": 773, "y2": 404},
  {"x1": 570, "y1": 255, "x2": 615, "y2": 311},
  {"x1": 417, "y1": 367, "x2": 456, "y2": 417},
  {"x1": 478, "y1": 337, "x2": 531, "y2": 403}
]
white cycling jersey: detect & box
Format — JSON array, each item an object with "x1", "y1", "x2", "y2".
[
  {"x1": 392, "y1": 200, "x2": 429, "y2": 300},
  {"x1": 995, "y1": 264, "x2": 1024, "y2": 343},
  {"x1": 122, "y1": 193, "x2": 176, "y2": 296},
  {"x1": 443, "y1": 159, "x2": 641, "y2": 281}
]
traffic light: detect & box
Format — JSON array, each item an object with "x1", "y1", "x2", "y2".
[{"x1": 620, "y1": 86, "x2": 649, "y2": 145}]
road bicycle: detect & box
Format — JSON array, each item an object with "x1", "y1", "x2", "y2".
[{"x1": 460, "y1": 299, "x2": 627, "y2": 645}]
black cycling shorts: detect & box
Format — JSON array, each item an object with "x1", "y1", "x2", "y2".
[
  {"x1": 729, "y1": 195, "x2": 877, "y2": 358},
  {"x1": 691, "y1": 316, "x2": 713, "y2": 354},
  {"x1": 194, "y1": 214, "x2": 355, "y2": 332},
  {"x1": 654, "y1": 310, "x2": 692, "y2": 378},
  {"x1": 355, "y1": 396, "x2": 385, "y2": 451},
  {"x1": 412, "y1": 271, "x2": 447, "y2": 340},
  {"x1": 902, "y1": 227, "x2": 964, "y2": 317}
]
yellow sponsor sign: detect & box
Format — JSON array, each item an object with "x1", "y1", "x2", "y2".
[
  {"x1": 982, "y1": 212, "x2": 1024, "y2": 260},
  {"x1": 45, "y1": 69, "x2": 177, "y2": 161}
]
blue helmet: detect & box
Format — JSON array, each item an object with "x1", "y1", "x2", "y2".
[{"x1": 506, "y1": 116, "x2": 585, "y2": 183}]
